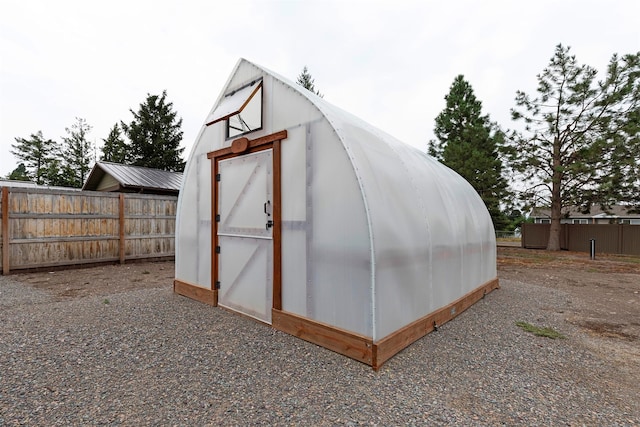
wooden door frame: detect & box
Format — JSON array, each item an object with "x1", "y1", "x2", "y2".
[{"x1": 206, "y1": 130, "x2": 287, "y2": 309}]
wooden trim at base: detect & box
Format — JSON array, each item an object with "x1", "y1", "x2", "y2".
[
  {"x1": 271, "y1": 277, "x2": 499, "y2": 370},
  {"x1": 272, "y1": 309, "x2": 374, "y2": 365},
  {"x1": 180, "y1": 276, "x2": 499, "y2": 370},
  {"x1": 174, "y1": 279, "x2": 217, "y2": 306},
  {"x1": 373, "y1": 277, "x2": 500, "y2": 369}
]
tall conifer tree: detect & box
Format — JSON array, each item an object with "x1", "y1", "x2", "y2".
[
  {"x1": 122, "y1": 90, "x2": 185, "y2": 172},
  {"x1": 10, "y1": 131, "x2": 58, "y2": 185},
  {"x1": 429, "y1": 75, "x2": 510, "y2": 230},
  {"x1": 60, "y1": 117, "x2": 94, "y2": 188},
  {"x1": 296, "y1": 66, "x2": 323, "y2": 97},
  {"x1": 101, "y1": 123, "x2": 128, "y2": 163},
  {"x1": 506, "y1": 45, "x2": 640, "y2": 250},
  {"x1": 6, "y1": 163, "x2": 30, "y2": 181}
]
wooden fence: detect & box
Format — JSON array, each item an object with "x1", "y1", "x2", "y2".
[
  {"x1": 522, "y1": 223, "x2": 640, "y2": 255},
  {"x1": 1, "y1": 187, "x2": 177, "y2": 273}
]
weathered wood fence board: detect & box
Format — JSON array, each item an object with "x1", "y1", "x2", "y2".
[
  {"x1": 0, "y1": 187, "x2": 177, "y2": 273},
  {"x1": 522, "y1": 223, "x2": 640, "y2": 255},
  {"x1": 123, "y1": 194, "x2": 176, "y2": 261}
]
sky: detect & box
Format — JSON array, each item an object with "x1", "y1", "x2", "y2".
[{"x1": 1, "y1": 0, "x2": 639, "y2": 179}]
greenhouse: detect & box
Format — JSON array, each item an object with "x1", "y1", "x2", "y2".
[{"x1": 174, "y1": 58, "x2": 498, "y2": 369}]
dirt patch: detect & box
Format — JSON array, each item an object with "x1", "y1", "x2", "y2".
[
  {"x1": 498, "y1": 246, "x2": 640, "y2": 371},
  {"x1": 579, "y1": 320, "x2": 638, "y2": 341},
  {"x1": 13, "y1": 261, "x2": 174, "y2": 301}
]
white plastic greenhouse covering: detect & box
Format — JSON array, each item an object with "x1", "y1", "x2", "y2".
[{"x1": 174, "y1": 58, "x2": 498, "y2": 368}]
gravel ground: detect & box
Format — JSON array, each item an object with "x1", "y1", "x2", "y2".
[{"x1": 1, "y1": 267, "x2": 639, "y2": 425}]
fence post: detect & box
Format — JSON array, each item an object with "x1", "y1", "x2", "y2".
[
  {"x1": 2, "y1": 187, "x2": 9, "y2": 274},
  {"x1": 119, "y1": 193, "x2": 125, "y2": 264}
]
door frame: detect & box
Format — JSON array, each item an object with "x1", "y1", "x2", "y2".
[{"x1": 207, "y1": 129, "x2": 287, "y2": 309}]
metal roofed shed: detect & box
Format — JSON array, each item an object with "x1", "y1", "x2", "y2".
[
  {"x1": 174, "y1": 59, "x2": 499, "y2": 369},
  {"x1": 83, "y1": 162, "x2": 183, "y2": 195}
]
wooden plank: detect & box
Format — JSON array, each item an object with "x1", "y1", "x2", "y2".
[
  {"x1": 9, "y1": 213, "x2": 120, "y2": 219},
  {"x1": 207, "y1": 130, "x2": 288, "y2": 159},
  {"x1": 247, "y1": 130, "x2": 287, "y2": 150},
  {"x1": 7, "y1": 257, "x2": 122, "y2": 272},
  {"x1": 112, "y1": 234, "x2": 175, "y2": 241},
  {"x1": 2, "y1": 187, "x2": 9, "y2": 274},
  {"x1": 119, "y1": 194, "x2": 125, "y2": 264},
  {"x1": 272, "y1": 139, "x2": 282, "y2": 310},
  {"x1": 10, "y1": 236, "x2": 120, "y2": 244},
  {"x1": 373, "y1": 277, "x2": 500, "y2": 370},
  {"x1": 212, "y1": 156, "x2": 219, "y2": 306},
  {"x1": 174, "y1": 279, "x2": 216, "y2": 306},
  {"x1": 272, "y1": 309, "x2": 373, "y2": 365},
  {"x1": 4, "y1": 211, "x2": 118, "y2": 219}
]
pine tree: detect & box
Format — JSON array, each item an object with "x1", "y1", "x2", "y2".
[
  {"x1": 506, "y1": 44, "x2": 640, "y2": 250},
  {"x1": 43, "y1": 158, "x2": 67, "y2": 187},
  {"x1": 101, "y1": 123, "x2": 128, "y2": 163},
  {"x1": 61, "y1": 117, "x2": 94, "y2": 188},
  {"x1": 296, "y1": 66, "x2": 323, "y2": 97},
  {"x1": 429, "y1": 75, "x2": 510, "y2": 230},
  {"x1": 10, "y1": 131, "x2": 58, "y2": 185},
  {"x1": 121, "y1": 90, "x2": 185, "y2": 172},
  {"x1": 7, "y1": 163, "x2": 30, "y2": 181}
]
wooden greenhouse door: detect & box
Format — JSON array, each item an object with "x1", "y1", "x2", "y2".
[
  {"x1": 207, "y1": 130, "x2": 286, "y2": 323},
  {"x1": 216, "y1": 149, "x2": 274, "y2": 323}
]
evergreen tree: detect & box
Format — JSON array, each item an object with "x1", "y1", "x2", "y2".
[
  {"x1": 43, "y1": 157, "x2": 67, "y2": 187},
  {"x1": 7, "y1": 163, "x2": 30, "y2": 181},
  {"x1": 101, "y1": 123, "x2": 128, "y2": 163},
  {"x1": 121, "y1": 90, "x2": 185, "y2": 172},
  {"x1": 296, "y1": 66, "x2": 323, "y2": 97},
  {"x1": 61, "y1": 117, "x2": 94, "y2": 188},
  {"x1": 428, "y1": 75, "x2": 510, "y2": 230},
  {"x1": 10, "y1": 131, "x2": 58, "y2": 185},
  {"x1": 506, "y1": 44, "x2": 640, "y2": 250}
]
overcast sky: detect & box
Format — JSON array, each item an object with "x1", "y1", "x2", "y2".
[{"x1": 1, "y1": 0, "x2": 639, "y2": 179}]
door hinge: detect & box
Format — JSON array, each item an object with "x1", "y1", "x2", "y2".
[
  {"x1": 215, "y1": 281, "x2": 220, "y2": 290},
  {"x1": 215, "y1": 173, "x2": 221, "y2": 182},
  {"x1": 215, "y1": 214, "x2": 220, "y2": 222},
  {"x1": 215, "y1": 245, "x2": 221, "y2": 254}
]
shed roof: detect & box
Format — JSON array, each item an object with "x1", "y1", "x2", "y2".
[{"x1": 83, "y1": 162, "x2": 183, "y2": 194}]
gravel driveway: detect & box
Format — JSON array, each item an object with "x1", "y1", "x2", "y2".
[{"x1": 1, "y1": 261, "x2": 638, "y2": 425}]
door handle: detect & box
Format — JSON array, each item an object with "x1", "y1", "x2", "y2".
[{"x1": 264, "y1": 200, "x2": 271, "y2": 216}]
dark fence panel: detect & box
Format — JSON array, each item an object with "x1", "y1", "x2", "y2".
[
  {"x1": 621, "y1": 225, "x2": 640, "y2": 256},
  {"x1": 521, "y1": 223, "x2": 550, "y2": 249},
  {"x1": 522, "y1": 223, "x2": 640, "y2": 255}
]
